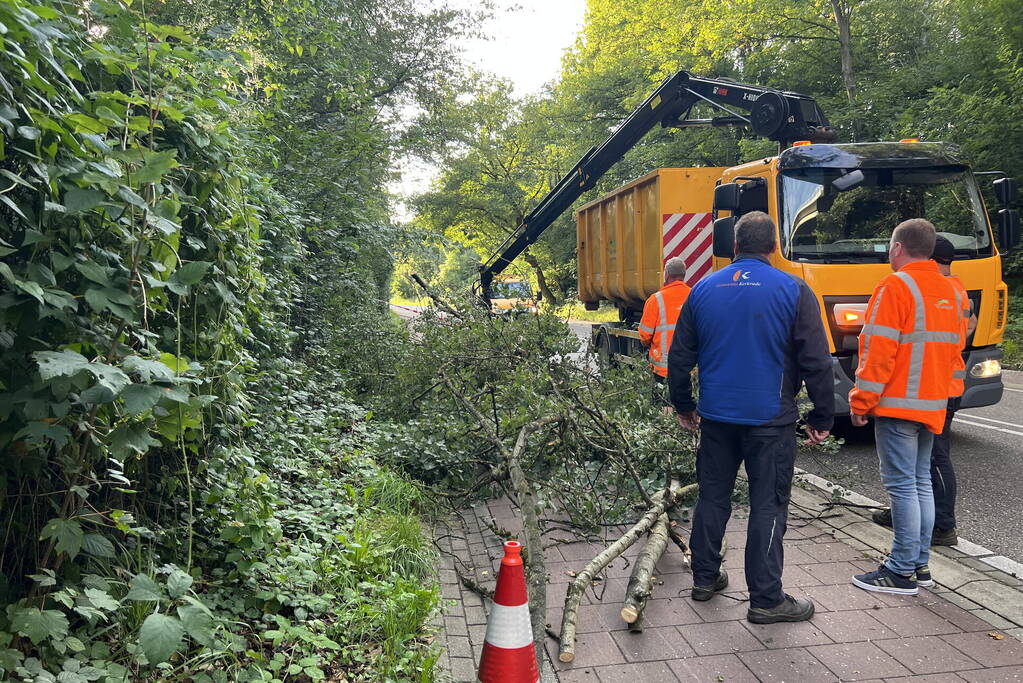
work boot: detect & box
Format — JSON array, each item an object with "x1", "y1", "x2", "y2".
[
  {"x1": 932, "y1": 527, "x2": 958, "y2": 546},
  {"x1": 691, "y1": 569, "x2": 728, "y2": 601},
  {"x1": 747, "y1": 594, "x2": 815, "y2": 624},
  {"x1": 872, "y1": 508, "x2": 892, "y2": 528}
]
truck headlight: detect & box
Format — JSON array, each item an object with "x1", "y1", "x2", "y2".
[
  {"x1": 833, "y1": 303, "x2": 868, "y2": 329},
  {"x1": 970, "y1": 359, "x2": 1001, "y2": 378}
]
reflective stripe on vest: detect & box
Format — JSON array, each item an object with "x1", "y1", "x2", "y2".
[
  {"x1": 953, "y1": 369, "x2": 966, "y2": 379},
  {"x1": 862, "y1": 325, "x2": 960, "y2": 345},
  {"x1": 856, "y1": 378, "x2": 886, "y2": 393},
  {"x1": 878, "y1": 396, "x2": 949, "y2": 411},
  {"x1": 654, "y1": 291, "x2": 668, "y2": 369},
  {"x1": 861, "y1": 323, "x2": 900, "y2": 342},
  {"x1": 903, "y1": 330, "x2": 962, "y2": 343},
  {"x1": 895, "y1": 271, "x2": 928, "y2": 400},
  {"x1": 638, "y1": 323, "x2": 654, "y2": 334},
  {"x1": 861, "y1": 285, "x2": 887, "y2": 367}
]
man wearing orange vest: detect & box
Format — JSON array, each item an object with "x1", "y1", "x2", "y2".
[
  {"x1": 872, "y1": 235, "x2": 976, "y2": 549},
  {"x1": 638, "y1": 257, "x2": 691, "y2": 385},
  {"x1": 849, "y1": 220, "x2": 967, "y2": 595}
]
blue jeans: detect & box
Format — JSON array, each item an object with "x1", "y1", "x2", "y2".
[{"x1": 875, "y1": 417, "x2": 935, "y2": 575}]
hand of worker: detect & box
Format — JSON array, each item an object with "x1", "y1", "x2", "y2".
[
  {"x1": 850, "y1": 413, "x2": 869, "y2": 427},
  {"x1": 676, "y1": 411, "x2": 700, "y2": 432},
  {"x1": 803, "y1": 426, "x2": 830, "y2": 446}
]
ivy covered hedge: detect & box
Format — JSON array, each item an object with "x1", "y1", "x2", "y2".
[{"x1": 0, "y1": 0, "x2": 454, "y2": 679}]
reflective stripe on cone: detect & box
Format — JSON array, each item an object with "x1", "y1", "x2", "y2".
[{"x1": 478, "y1": 541, "x2": 539, "y2": 683}]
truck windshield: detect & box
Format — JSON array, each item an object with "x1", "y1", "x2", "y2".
[
  {"x1": 492, "y1": 281, "x2": 531, "y2": 298},
  {"x1": 780, "y1": 168, "x2": 992, "y2": 262}
]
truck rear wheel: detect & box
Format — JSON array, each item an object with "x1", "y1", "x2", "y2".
[{"x1": 594, "y1": 329, "x2": 616, "y2": 369}]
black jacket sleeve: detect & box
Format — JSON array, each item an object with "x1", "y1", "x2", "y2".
[
  {"x1": 667, "y1": 299, "x2": 698, "y2": 414},
  {"x1": 793, "y1": 280, "x2": 834, "y2": 431}
]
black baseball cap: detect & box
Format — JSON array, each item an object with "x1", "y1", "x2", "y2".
[{"x1": 932, "y1": 235, "x2": 955, "y2": 265}]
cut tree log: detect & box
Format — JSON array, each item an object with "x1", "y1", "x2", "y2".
[
  {"x1": 557, "y1": 483, "x2": 697, "y2": 663},
  {"x1": 440, "y1": 372, "x2": 560, "y2": 678},
  {"x1": 620, "y1": 513, "x2": 669, "y2": 625}
]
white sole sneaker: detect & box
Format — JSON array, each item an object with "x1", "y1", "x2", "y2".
[
  {"x1": 917, "y1": 578, "x2": 934, "y2": 588},
  {"x1": 851, "y1": 577, "x2": 918, "y2": 595}
]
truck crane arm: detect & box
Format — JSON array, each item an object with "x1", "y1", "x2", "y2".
[{"x1": 476, "y1": 70, "x2": 833, "y2": 299}]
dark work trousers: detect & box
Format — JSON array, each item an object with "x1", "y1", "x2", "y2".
[
  {"x1": 690, "y1": 418, "x2": 797, "y2": 609},
  {"x1": 931, "y1": 398, "x2": 959, "y2": 532}
]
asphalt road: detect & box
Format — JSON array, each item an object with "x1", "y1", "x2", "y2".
[
  {"x1": 567, "y1": 321, "x2": 592, "y2": 345},
  {"x1": 796, "y1": 369, "x2": 1023, "y2": 562}
]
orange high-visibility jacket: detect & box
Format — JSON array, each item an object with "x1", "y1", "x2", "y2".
[
  {"x1": 849, "y1": 260, "x2": 968, "y2": 433},
  {"x1": 639, "y1": 280, "x2": 691, "y2": 377},
  {"x1": 947, "y1": 275, "x2": 971, "y2": 398}
]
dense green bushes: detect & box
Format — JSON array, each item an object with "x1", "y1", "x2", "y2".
[
  {"x1": 0, "y1": 0, "x2": 290, "y2": 593},
  {"x1": 0, "y1": 0, "x2": 461, "y2": 679}
]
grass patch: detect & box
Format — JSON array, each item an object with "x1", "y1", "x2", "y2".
[
  {"x1": 1003, "y1": 292, "x2": 1023, "y2": 370},
  {"x1": 552, "y1": 300, "x2": 622, "y2": 323}
]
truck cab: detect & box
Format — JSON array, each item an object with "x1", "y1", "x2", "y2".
[
  {"x1": 489, "y1": 275, "x2": 539, "y2": 315},
  {"x1": 711, "y1": 141, "x2": 1015, "y2": 410}
]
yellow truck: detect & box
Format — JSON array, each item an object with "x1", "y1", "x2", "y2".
[
  {"x1": 478, "y1": 72, "x2": 1019, "y2": 411},
  {"x1": 489, "y1": 275, "x2": 539, "y2": 315}
]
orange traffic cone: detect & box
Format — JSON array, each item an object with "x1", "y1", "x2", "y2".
[{"x1": 477, "y1": 541, "x2": 539, "y2": 683}]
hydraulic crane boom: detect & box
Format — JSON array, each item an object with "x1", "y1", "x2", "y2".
[{"x1": 476, "y1": 71, "x2": 833, "y2": 300}]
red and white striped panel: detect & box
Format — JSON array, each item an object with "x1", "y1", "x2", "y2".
[{"x1": 663, "y1": 212, "x2": 713, "y2": 285}]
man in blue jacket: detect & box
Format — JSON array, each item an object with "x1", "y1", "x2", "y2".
[{"x1": 667, "y1": 211, "x2": 834, "y2": 624}]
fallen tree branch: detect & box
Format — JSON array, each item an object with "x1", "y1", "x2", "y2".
[
  {"x1": 666, "y1": 525, "x2": 691, "y2": 566},
  {"x1": 621, "y1": 513, "x2": 669, "y2": 625},
  {"x1": 558, "y1": 482, "x2": 697, "y2": 663},
  {"x1": 440, "y1": 371, "x2": 559, "y2": 677},
  {"x1": 507, "y1": 419, "x2": 556, "y2": 677},
  {"x1": 457, "y1": 567, "x2": 495, "y2": 600},
  {"x1": 408, "y1": 272, "x2": 463, "y2": 318}
]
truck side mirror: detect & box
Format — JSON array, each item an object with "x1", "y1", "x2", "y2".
[
  {"x1": 713, "y1": 183, "x2": 741, "y2": 213},
  {"x1": 994, "y1": 177, "x2": 1018, "y2": 206},
  {"x1": 998, "y1": 208, "x2": 1020, "y2": 251},
  {"x1": 713, "y1": 216, "x2": 736, "y2": 258}
]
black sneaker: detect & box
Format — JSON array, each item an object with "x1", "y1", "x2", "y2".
[
  {"x1": 691, "y1": 569, "x2": 728, "y2": 601},
  {"x1": 932, "y1": 527, "x2": 958, "y2": 546},
  {"x1": 915, "y1": 565, "x2": 933, "y2": 588},
  {"x1": 747, "y1": 594, "x2": 815, "y2": 624},
  {"x1": 872, "y1": 508, "x2": 892, "y2": 528},
  {"x1": 852, "y1": 564, "x2": 918, "y2": 595}
]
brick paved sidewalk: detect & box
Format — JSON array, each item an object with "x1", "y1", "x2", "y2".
[{"x1": 433, "y1": 488, "x2": 1023, "y2": 682}]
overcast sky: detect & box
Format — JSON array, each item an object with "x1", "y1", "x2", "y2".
[
  {"x1": 455, "y1": 0, "x2": 587, "y2": 97},
  {"x1": 390, "y1": 0, "x2": 587, "y2": 219}
]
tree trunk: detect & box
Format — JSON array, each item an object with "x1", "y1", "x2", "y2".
[
  {"x1": 522, "y1": 250, "x2": 559, "y2": 307},
  {"x1": 620, "y1": 514, "x2": 669, "y2": 625},
  {"x1": 830, "y1": 0, "x2": 857, "y2": 105},
  {"x1": 506, "y1": 424, "x2": 549, "y2": 678}
]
